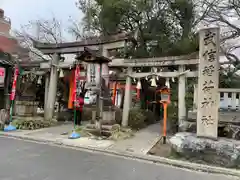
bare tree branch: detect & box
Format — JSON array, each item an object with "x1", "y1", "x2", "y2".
[
  {"x1": 202, "y1": 0, "x2": 240, "y2": 73},
  {"x1": 13, "y1": 30, "x2": 49, "y2": 61},
  {"x1": 68, "y1": 17, "x2": 83, "y2": 40},
  {"x1": 13, "y1": 17, "x2": 67, "y2": 61}
]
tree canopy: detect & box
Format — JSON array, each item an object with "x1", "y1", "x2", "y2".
[
  {"x1": 202, "y1": 0, "x2": 240, "y2": 87},
  {"x1": 74, "y1": 0, "x2": 240, "y2": 88},
  {"x1": 75, "y1": 0, "x2": 200, "y2": 58}
]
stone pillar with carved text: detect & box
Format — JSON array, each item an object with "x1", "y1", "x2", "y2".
[
  {"x1": 197, "y1": 27, "x2": 220, "y2": 139},
  {"x1": 87, "y1": 64, "x2": 96, "y2": 84}
]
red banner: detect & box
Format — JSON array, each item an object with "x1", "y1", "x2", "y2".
[
  {"x1": 72, "y1": 65, "x2": 80, "y2": 103},
  {"x1": 10, "y1": 66, "x2": 19, "y2": 101}
]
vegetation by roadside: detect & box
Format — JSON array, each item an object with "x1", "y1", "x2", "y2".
[{"x1": 148, "y1": 138, "x2": 240, "y2": 170}]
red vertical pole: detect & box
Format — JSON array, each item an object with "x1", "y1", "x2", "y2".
[
  {"x1": 163, "y1": 103, "x2": 167, "y2": 144},
  {"x1": 112, "y1": 81, "x2": 117, "y2": 105},
  {"x1": 9, "y1": 66, "x2": 19, "y2": 122},
  {"x1": 136, "y1": 88, "x2": 140, "y2": 100},
  {"x1": 10, "y1": 66, "x2": 18, "y2": 101},
  {"x1": 73, "y1": 65, "x2": 80, "y2": 129}
]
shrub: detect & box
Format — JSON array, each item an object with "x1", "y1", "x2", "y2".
[
  {"x1": 128, "y1": 108, "x2": 147, "y2": 130},
  {"x1": 144, "y1": 110, "x2": 156, "y2": 125}
]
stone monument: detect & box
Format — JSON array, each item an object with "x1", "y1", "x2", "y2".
[{"x1": 197, "y1": 27, "x2": 220, "y2": 139}]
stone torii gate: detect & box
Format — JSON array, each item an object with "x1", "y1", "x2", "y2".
[
  {"x1": 38, "y1": 46, "x2": 197, "y2": 128},
  {"x1": 118, "y1": 27, "x2": 220, "y2": 139},
  {"x1": 36, "y1": 27, "x2": 222, "y2": 139},
  {"x1": 117, "y1": 55, "x2": 198, "y2": 127},
  {"x1": 33, "y1": 33, "x2": 129, "y2": 121}
]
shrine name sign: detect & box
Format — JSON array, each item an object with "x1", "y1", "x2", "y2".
[{"x1": 197, "y1": 27, "x2": 220, "y2": 140}]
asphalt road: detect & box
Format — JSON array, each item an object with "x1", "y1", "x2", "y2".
[{"x1": 0, "y1": 137, "x2": 238, "y2": 180}]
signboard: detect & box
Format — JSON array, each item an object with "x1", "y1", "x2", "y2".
[
  {"x1": 0, "y1": 67, "x2": 5, "y2": 87},
  {"x1": 197, "y1": 27, "x2": 220, "y2": 139}
]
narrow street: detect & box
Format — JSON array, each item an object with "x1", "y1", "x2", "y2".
[{"x1": 0, "y1": 137, "x2": 237, "y2": 180}]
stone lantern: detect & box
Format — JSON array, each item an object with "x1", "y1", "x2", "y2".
[{"x1": 75, "y1": 47, "x2": 112, "y2": 131}]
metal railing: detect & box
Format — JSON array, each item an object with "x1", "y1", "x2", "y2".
[
  {"x1": 193, "y1": 88, "x2": 240, "y2": 111},
  {"x1": 219, "y1": 88, "x2": 240, "y2": 111}
]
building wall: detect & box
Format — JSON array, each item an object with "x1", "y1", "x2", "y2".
[
  {"x1": 0, "y1": 8, "x2": 19, "y2": 54},
  {"x1": 0, "y1": 9, "x2": 11, "y2": 36},
  {"x1": 0, "y1": 9, "x2": 12, "y2": 109}
]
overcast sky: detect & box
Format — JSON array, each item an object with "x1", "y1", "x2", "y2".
[{"x1": 0, "y1": 0, "x2": 82, "y2": 36}]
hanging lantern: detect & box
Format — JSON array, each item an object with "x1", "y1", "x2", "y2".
[
  {"x1": 165, "y1": 77, "x2": 170, "y2": 88},
  {"x1": 171, "y1": 77, "x2": 175, "y2": 82},
  {"x1": 145, "y1": 76, "x2": 148, "y2": 80},
  {"x1": 133, "y1": 78, "x2": 136, "y2": 82},
  {"x1": 59, "y1": 69, "x2": 64, "y2": 78},
  {"x1": 156, "y1": 76, "x2": 159, "y2": 80},
  {"x1": 37, "y1": 76, "x2": 42, "y2": 85},
  {"x1": 136, "y1": 79, "x2": 141, "y2": 89},
  {"x1": 151, "y1": 76, "x2": 157, "y2": 87}
]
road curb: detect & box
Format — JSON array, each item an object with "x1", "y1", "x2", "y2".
[{"x1": 1, "y1": 133, "x2": 240, "y2": 178}]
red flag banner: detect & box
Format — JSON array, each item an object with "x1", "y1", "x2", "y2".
[
  {"x1": 10, "y1": 66, "x2": 19, "y2": 101},
  {"x1": 72, "y1": 65, "x2": 80, "y2": 104}
]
